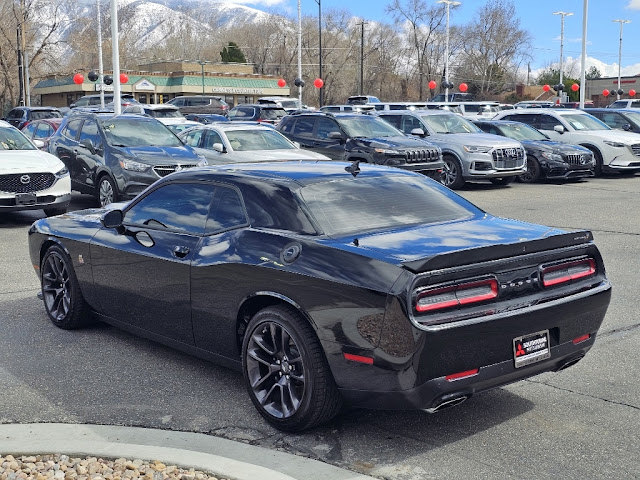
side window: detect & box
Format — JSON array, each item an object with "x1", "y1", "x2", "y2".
[
  {"x1": 23, "y1": 123, "x2": 38, "y2": 137},
  {"x1": 172, "y1": 98, "x2": 185, "y2": 107},
  {"x1": 279, "y1": 118, "x2": 294, "y2": 134},
  {"x1": 205, "y1": 186, "x2": 247, "y2": 234},
  {"x1": 35, "y1": 123, "x2": 53, "y2": 138},
  {"x1": 380, "y1": 115, "x2": 402, "y2": 130},
  {"x1": 315, "y1": 117, "x2": 340, "y2": 139},
  {"x1": 125, "y1": 183, "x2": 216, "y2": 235},
  {"x1": 402, "y1": 115, "x2": 423, "y2": 133},
  {"x1": 7, "y1": 109, "x2": 22, "y2": 120},
  {"x1": 503, "y1": 114, "x2": 535, "y2": 128},
  {"x1": 537, "y1": 114, "x2": 562, "y2": 130},
  {"x1": 63, "y1": 119, "x2": 83, "y2": 140},
  {"x1": 601, "y1": 113, "x2": 628, "y2": 129},
  {"x1": 203, "y1": 130, "x2": 223, "y2": 149},
  {"x1": 78, "y1": 120, "x2": 102, "y2": 149},
  {"x1": 182, "y1": 129, "x2": 204, "y2": 147},
  {"x1": 292, "y1": 117, "x2": 315, "y2": 138}
]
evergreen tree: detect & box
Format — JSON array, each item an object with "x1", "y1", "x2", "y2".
[{"x1": 220, "y1": 42, "x2": 247, "y2": 63}]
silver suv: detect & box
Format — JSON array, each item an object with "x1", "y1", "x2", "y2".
[{"x1": 375, "y1": 110, "x2": 526, "y2": 188}]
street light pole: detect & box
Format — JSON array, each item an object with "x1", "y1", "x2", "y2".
[
  {"x1": 613, "y1": 19, "x2": 631, "y2": 100},
  {"x1": 438, "y1": 0, "x2": 460, "y2": 103},
  {"x1": 553, "y1": 11, "x2": 573, "y2": 89},
  {"x1": 315, "y1": 0, "x2": 323, "y2": 107},
  {"x1": 579, "y1": 0, "x2": 587, "y2": 109},
  {"x1": 111, "y1": 0, "x2": 121, "y2": 114},
  {"x1": 199, "y1": 61, "x2": 206, "y2": 94},
  {"x1": 97, "y1": 0, "x2": 105, "y2": 108},
  {"x1": 358, "y1": 20, "x2": 367, "y2": 95}
]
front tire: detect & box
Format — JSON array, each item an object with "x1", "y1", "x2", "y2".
[
  {"x1": 242, "y1": 306, "x2": 342, "y2": 432},
  {"x1": 441, "y1": 156, "x2": 465, "y2": 189},
  {"x1": 97, "y1": 174, "x2": 118, "y2": 207},
  {"x1": 40, "y1": 246, "x2": 90, "y2": 330},
  {"x1": 518, "y1": 156, "x2": 541, "y2": 183}
]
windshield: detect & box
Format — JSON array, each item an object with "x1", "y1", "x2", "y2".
[
  {"x1": 0, "y1": 127, "x2": 36, "y2": 150},
  {"x1": 420, "y1": 114, "x2": 480, "y2": 134},
  {"x1": 337, "y1": 116, "x2": 403, "y2": 138},
  {"x1": 100, "y1": 118, "x2": 183, "y2": 147},
  {"x1": 622, "y1": 111, "x2": 640, "y2": 125},
  {"x1": 299, "y1": 175, "x2": 475, "y2": 236},
  {"x1": 562, "y1": 113, "x2": 611, "y2": 131},
  {"x1": 148, "y1": 109, "x2": 183, "y2": 119},
  {"x1": 497, "y1": 123, "x2": 547, "y2": 141},
  {"x1": 226, "y1": 129, "x2": 296, "y2": 151},
  {"x1": 261, "y1": 109, "x2": 286, "y2": 120}
]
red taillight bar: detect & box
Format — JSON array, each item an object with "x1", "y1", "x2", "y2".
[
  {"x1": 415, "y1": 278, "x2": 498, "y2": 313},
  {"x1": 343, "y1": 353, "x2": 374, "y2": 365},
  {"x1": 446, "y1": 368, "x2": 479, "y2": 381},
  {"x1": 572, "y1": 333, "x2": 591, "y2": 344},
  {"x1": 541, "y1": 258, "x2": 596, "y2": 288}
]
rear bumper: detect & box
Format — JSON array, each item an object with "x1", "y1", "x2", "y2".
[
  {"x1": 339, "y1": 334, "x2": 596, "y2": 411},
  {"x1": 329, "y1": 280, "x2": 611, "y2": 411}
]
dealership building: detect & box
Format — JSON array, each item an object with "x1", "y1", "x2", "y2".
[{"x1": 32, "y1": 61, "x2": 291, "y2": 107}]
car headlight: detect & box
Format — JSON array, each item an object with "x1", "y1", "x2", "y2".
[
  {"x1": 540, "y1": 152, "x2": 563, "y2": 162},
  {"x1": 119, "y1": 158, "x2": 150, "y2": 172},
  {"x1": 603, "y1": 140, "x2": 626, "y2": 148},
  {"x1": 374, "y1": 148, "x2": 402, "y2": 155},
  {"x1": 463, "y1": 145, "x2": 492, "y2": 153},
  {"x1": 54, "y1": 165, "x2": 69, "y2": 178}
]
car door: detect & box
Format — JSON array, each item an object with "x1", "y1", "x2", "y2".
[
  {"x1": 90, "y1": 182, "x2": 216, "y2": 344},
  {"x1": 75, "y1": 119, "x2": 106, "y2": 189},
  {"x1": 51, "y1": 118, "x2": 83, "y2": 188},
  {"x1": 309, "y1": 117, "x2": 346, "y2": 160}
]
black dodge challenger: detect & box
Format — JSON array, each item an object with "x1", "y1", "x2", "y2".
[{"x1": 28, "y1": 161, "x2": 611, "y2": 431}]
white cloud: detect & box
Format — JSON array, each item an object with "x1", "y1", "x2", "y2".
[{"x1": 626, "y1": 0, "x2": 640, "y2": 10}]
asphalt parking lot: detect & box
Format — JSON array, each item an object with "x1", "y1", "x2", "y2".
[{"x1": 1, "y1": 176, "x2": 638, "y2": 480}]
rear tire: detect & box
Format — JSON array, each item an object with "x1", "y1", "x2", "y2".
[
  {"x1": 242, "y1": 305, "x2": 342, "y2": 432},
  {"x1": 40, "y1": 245, "x2": 90, "y2": 330}
]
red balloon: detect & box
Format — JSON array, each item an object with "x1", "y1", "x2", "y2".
[
  {"x1": 277, "y1": 78, "x2": 286, "y2": 88},
  {"x1": 459, "y1": 83, "x2": 468, "y2": 93},
  {"x1": 629, "y1": 89, "x2": 636, "y2": 97},
  {"x1": 428, "y1": 80, "x2": 437, "y2": 89},
  {"x1": 571, "y1": 83, "x2": 579, "y2": 92},
  {"x1": 543, "y1": 84, "x2": 551, "y2": 92},
  {"x1": 314, "y1": 78, "x2": 324, "y2": 88},
  {"x1": 120, "y1": 73, "x2": 129, "y2": 84},
  {"x1": 602, "y1": 89, "x2": 610, "y2": 97},
  {"x1": 73, "y1": 73, "x2": 84, "y2": 85}
]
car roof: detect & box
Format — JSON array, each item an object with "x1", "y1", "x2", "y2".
[
  {"x1": 186, "y1": 123, "x2": 278, "y2": 132},
  {"x1": 0, "y1": 120, "x2": 13, "y2": 128},
  {"x1": 156, "y1": 161, "x2": 415, "y2": 186}
]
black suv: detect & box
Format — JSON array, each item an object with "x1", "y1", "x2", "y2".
[
  {"x1": 4, "y1": 106, "x2": 62, "y2": 129},
  {"x1": 48, "y1": 112, "x2": 205, "y2": 206},
  {"x1": 277, "y1": 112, "x2": 443, "y2": 175}
]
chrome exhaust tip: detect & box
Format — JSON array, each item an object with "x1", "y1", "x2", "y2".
[{"x1": 424, "y1": 395, "x2": 469, "y2": 414}]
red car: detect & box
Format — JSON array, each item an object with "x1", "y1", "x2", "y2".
[{"x1": 21, "y1": 117, "x2": 63, "y2": 151}]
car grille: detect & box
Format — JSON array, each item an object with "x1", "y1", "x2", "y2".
[
  {"x1": 152, "y1": 164, "x2": 198, "y2": 177},
  {"x1": 492, "y1": 147, "x2": 525, "y2": 169},
  {"x1": 0, "y1": 173, "x2": 56, "y2": 193},
  {"x1": 402, "y1": 148, "x2": 441, "y2": 163},
  {"x1": 631, "y1": 144, "x2": 640, "y2": 156},
  {"x1": 565, "y1": 153, "x2": 592, "y2": 165}
]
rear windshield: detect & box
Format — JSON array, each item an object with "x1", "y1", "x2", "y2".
[
  {"x1": 298, "y1": 175, "x2": 475, "y2": 236},
  {"x1": 31, "y1": 111, "x2": 62, "y2": 120}
]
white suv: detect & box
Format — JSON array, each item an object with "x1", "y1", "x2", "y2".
[{"x1": 494, "y1": 108, "x2": 640, "y2": 175}]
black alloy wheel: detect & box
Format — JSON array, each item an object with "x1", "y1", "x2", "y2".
[
  {"x1": 41, "y1": 246, "x2": 89, "y2": 329},
  {"x1": 98, "y1": 175, "x2": 118, "y2": 207},
  {"x1": 242, "y1": 306, "x2": 342, "y2": 431},
  {"x1": 518, "y1": 156, "x2": 541, "y2": 183},
  {"x1": 441, "y1": 156, "x2": 465, "y2": 189}
]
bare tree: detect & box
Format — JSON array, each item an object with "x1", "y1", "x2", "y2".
[{"x1": 455, "y1": 0, "x2": 532, "y2": 96}]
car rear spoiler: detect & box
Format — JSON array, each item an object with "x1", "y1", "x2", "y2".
[{"x1": 401, "y1": 230, "x2": 594, "y2": 273}]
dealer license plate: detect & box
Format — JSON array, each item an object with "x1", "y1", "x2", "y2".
[
  {"x1": 15, "y1": 192, "x2": 37, "y2": 206},
  {"x1": 513, "y1": 329, "x2": 550, "y2": 368}
]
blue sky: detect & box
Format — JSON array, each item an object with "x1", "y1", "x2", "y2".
[{"x1": 224, "y1": 0, "x2": 640, "y2": 78}]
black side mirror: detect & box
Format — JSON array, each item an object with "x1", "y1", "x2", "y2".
[
  {"x1": 101, "y1": 209, "x2": 124, "y2": 230},
  {"x1": 80, "y1": 139, "x2": 97, "y2": 154}
]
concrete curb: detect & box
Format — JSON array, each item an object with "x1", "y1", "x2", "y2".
[{"x1": 0, "y1": 424, "x2": 376, "y2": 480}]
